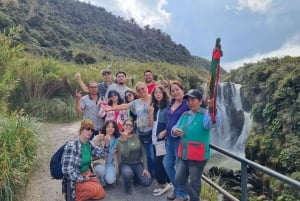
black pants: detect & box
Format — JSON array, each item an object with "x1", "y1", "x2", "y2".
[{"x1": 154, "y1": 146, "x2": 170, "y2": 185}]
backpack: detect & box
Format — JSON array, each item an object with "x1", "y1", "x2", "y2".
[{"x1": 50, "y1": 143, "x2": 67, "y2": 179}]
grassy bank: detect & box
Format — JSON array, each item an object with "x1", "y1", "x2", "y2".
[{"x1": 0, "y1": 114, "x2": 39, "y2": 201}]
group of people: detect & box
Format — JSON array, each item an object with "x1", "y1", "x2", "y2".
[{"x1": 61, "y1": 68, "x2": 220, "y2": 201}]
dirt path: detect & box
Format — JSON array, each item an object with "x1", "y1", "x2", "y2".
[{"x1": 24, "y1": 121, "x2": 170, "y2": 201}]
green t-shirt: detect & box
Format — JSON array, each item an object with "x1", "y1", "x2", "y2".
[{"x1": 80, "y1": 141, "x2": 91, "y2": 173}]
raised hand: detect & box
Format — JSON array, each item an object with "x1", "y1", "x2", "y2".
[
  {"x1": 74, "y1": 71, "x2": 81, "y2": 81},
  {"x1": 75, "y1": 89, "x2": 82, "y2": 100},
  {"x1": 148, "y1": 103, "x2": 154, "y2": 114}
]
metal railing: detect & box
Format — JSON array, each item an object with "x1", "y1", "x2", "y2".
[{"x1": 203, "y1": 144, "x2": 300, "y2": 201}]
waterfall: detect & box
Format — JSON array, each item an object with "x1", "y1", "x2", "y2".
[{"x1": 210, "y1": 82, "x2": 252, "y2": 156}]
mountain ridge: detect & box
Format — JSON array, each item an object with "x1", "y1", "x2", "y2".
[{"x1": 0, "y1": 0, "x2": 211, "y2": 70}]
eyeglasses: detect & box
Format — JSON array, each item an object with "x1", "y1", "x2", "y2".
[
  {"x1": 126, "y1": 93, "x2": 133, "y2": 98},
  {"x1": 83, "y1": 127, "x2": 95, "y2": 132},
  {"x1": 124, "y1": 124, "x2": 133, "y2": 128}
]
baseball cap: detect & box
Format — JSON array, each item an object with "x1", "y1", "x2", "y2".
[
  {"x1": 102, "y1": 69, "x2": 111, "y2": 75},
  {"x1": 183, "y1": 89, "x2": 203, "y2": 100}
]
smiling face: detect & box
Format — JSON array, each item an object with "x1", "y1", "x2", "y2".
[
  {"x1": 109, "y1": 92, "x2": 118, "y2": 102},
  {"x1": 123, "y1": 120, "x2": 134, "y2": 134},
  {"x1": 187, "y1": 97, "x2": 202, "y2": 113},
  {"x1": 136, "y1": 82, "x2": 148, "y2": 98},
  {"x1": 79, "y1": 119, "x2": 95, "y2": 142},
  {"x1": 153, "y1": 87, "x2": 163, "y2": 102},
  {"x1": 125, "y1": 92, "x2": 135, "y2": 102},
  {"x1": 144, "y1": 71, "x2": 153, "y2": 84},
  {"x1": 170, "y1": 83, "x2": 184, "y2": 100},
  {"x1": 105, "y1": 122, "x2": 115, "y2": 136}
]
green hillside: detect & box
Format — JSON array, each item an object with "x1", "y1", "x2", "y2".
[
  {"x1": 0, "y1": 0, "x2": 210, "y2": 69},
  {"x1": 223, "y1": 56, "x2": 300, "y2": 200}
]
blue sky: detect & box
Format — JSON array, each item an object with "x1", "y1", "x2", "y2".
[{"x1": 79, "y1": 0, "x2": 300, "y2": 71}]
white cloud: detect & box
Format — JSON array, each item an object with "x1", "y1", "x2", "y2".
[
  {"x1": 223, "y1": 34, "x2": 300, "y2": 71},
  {"x1": 226, "y1": 0, "x2": 273, "y2": 13},
  {"x1": 80, "y1": 0, "x2": 170, "y2": 29}
]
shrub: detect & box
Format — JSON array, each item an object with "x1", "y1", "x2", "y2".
[
  {"x1": 74, "y1": 53, "x2": 96, "y2": 64},
  {"x1": 0, "y1": 114, "x2": 39, "y2": 201}
]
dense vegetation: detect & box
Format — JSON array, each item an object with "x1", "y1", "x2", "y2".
[
  {"x1": 0, "y1": 0, "x2": 210, "y2": 69},
  {"x1": 223, "y1": 57, "x2": 300, "y2": 200}
]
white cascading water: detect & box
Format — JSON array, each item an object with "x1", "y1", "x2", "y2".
[{"x1": 210, "y1": 82, "x2": 252, "y2": 156}]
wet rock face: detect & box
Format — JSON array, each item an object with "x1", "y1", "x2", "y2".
[{"x1": 228, "y1": 106, "x2": 245, "y2": 147}]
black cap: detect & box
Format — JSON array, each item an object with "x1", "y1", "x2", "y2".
[
  {"x1": 102, "y1": 69, "x2": 111, "y2": 75},
  {"x1": 183, "y1": 89, "x2": 203, "y2": 100}
]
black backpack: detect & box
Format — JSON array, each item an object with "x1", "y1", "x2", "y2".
[{"x1": 50, "y1": 143, "x2": 67, "y2": 179}]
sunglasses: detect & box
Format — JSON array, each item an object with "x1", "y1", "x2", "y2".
[
  {"x1": 109, "y1": 93, "x2": 118, "y2": 98},
  {"x1": 136, "y1": 87, "x2": 145, "y2": 92},
  {"x1": 83, "y1": 127, "x2": 95, "y2": 132},
  {"x1": 124, "y1": 124, "x2": 133, "y2": 128},
  {"x1": 126, "y1": 93, "x2": 133, "y2": 98}
]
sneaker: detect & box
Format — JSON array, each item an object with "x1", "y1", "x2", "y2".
[
  {"x1": 167, "y1": 190, "x2": 176, "y2": 200},
  {"x1": 152, "y1": 183, "x2": 171, "y2": 196},
  {"x1": 152, "y1": 183, "x2": 168, "y2": 193},
  {"x1": 153, "y1": 186, "x2": 161, "y2": 194}
]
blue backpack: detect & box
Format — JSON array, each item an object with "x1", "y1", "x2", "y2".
[{"x1": 50, "y1": 143, "x2": 67, "y2": 179}]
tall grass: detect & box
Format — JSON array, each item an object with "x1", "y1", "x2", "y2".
[
  {"x1": 0, "y1": 114, "x2": 39, "y2": 201},
  {"x1": 23, "y1": 95, "x2": 78, "y2": 121},
  {"x1": 201, "y1": 177, "x2": 221, "y2": 201}
]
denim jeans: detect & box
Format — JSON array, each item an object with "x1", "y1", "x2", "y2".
[
  {"x1": 142, "y1": 142, "x2": 155, "y2": 176},
  {"x1": 163, "y1": 138, "x2": 187, "y2": 198},
  {"x1": 120, "y1": 162, "x2": 151, "y2": 191},
  {"x1": 94, "y1": 163, "x2": 116, "y2": 186},
  {"x1": 175, "y1": 159, "x2": 208, "y2": 201}
]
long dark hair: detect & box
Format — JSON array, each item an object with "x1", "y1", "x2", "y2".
[
  {"x1": 100, "y1": 120, "x2": 121, "y2": 138},
  {"x1": 151, "y1": 85, "x2": 170, "y2": 109},
  {"x1": 107, "y1": 90, "x2": 124, "y2": 106},
  {"x1": 124, "y1": 89, "x2": 138, "y2": 103}
]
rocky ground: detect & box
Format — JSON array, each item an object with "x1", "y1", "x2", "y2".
[{"x1": 24, "y1": 121, "x2": 171, "y2": 201}]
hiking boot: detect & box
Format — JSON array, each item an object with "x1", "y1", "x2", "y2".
[
  {"x1": 153, "y1": 183, "x2": 171, "y2": 196},
  {"x1": 167, "y1": 190, "x2": 176, "y2": 200}
]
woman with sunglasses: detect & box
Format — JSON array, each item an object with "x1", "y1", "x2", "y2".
[
  {"x1": 124, "y1": 89, "x2": 138, "y2": 121},
  {"x1": 105, "y1": 82, "x2": 155, "y2": 176},
  {"x1": 115, "y1": 119, "x2": 151, "y2": 194},
  {"x1": 61, "y1": 119, "x2": 110, "y2": 201},
  {"x1": 92, "y1": 120, "x2": 121, "y2": 187},
  {"x1": 99, "y1": 90, "x2": 128, "y2": 131}
]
